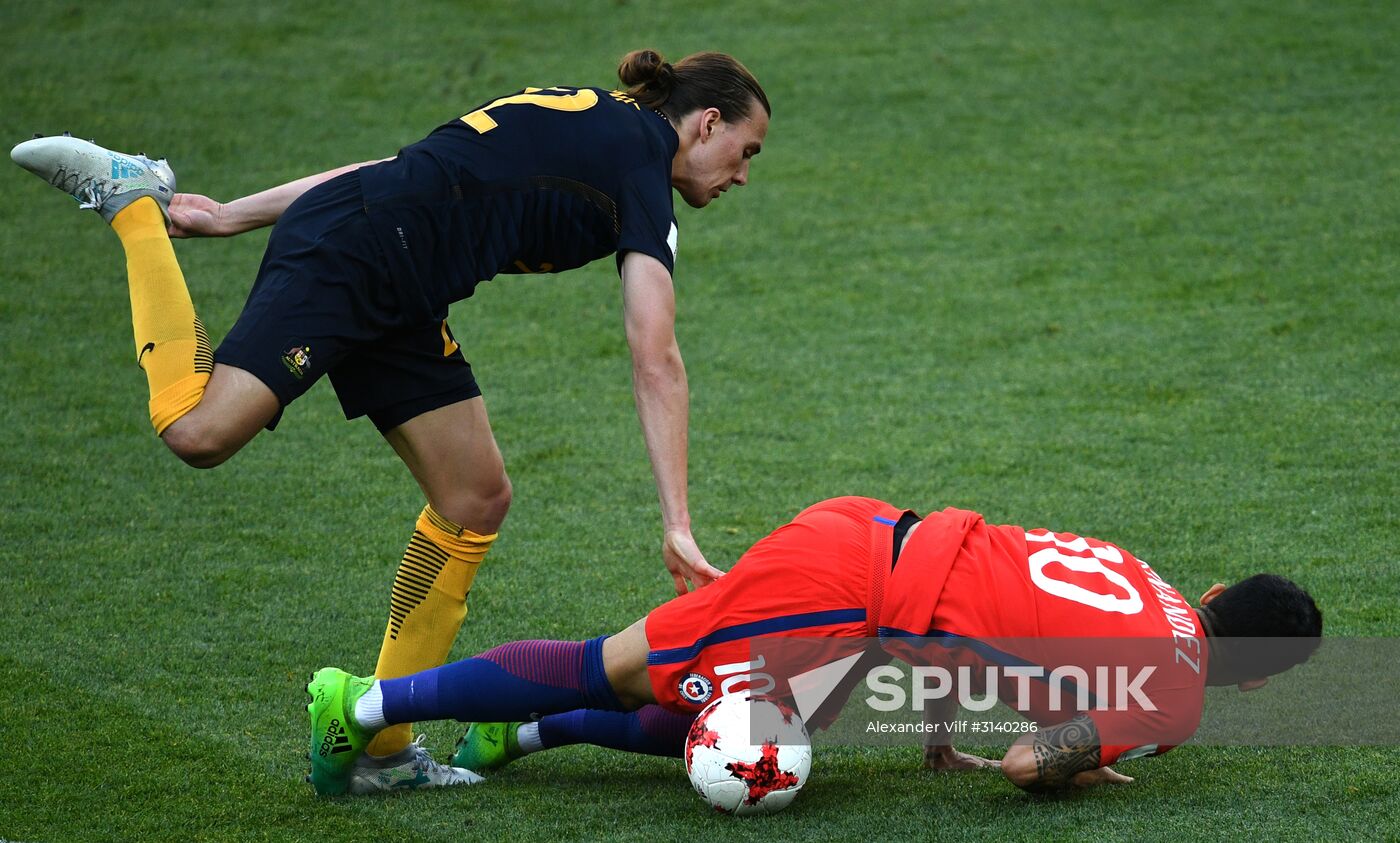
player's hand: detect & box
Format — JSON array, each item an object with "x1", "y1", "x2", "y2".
[
  {"x1": 923, "y1": 744, "x2": 1001, "y2": 772},
  {"x1": 167, "y1": 193, "x2": 231, "y2": 238},
  {"x1": 663, "y1": 528, "x2": 724, "y2": 595},
  {"x1": 1069, "y1": 766, "x2": 1134, "y2": 788}
]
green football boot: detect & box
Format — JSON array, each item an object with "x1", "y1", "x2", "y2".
[
  {"x1": 453, "y1": 721, "x2": 527, "y2": 773},
  {"x1": 306, "y1": 667, "x2": 376, "y2": 796}
]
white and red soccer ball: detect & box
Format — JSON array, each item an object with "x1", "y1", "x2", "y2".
[{"x1": 683, "y1": 693, "x2": 812, "y2": 816}]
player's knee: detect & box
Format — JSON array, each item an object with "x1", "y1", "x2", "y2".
[
  {"x1": 160, "y1": 418, "x2": 237, "y2": 469},
  {"x1": 611, "y1": 681, "x2": 651, "y2": 711},
  {"x1": 485, "y1": 471, "x2": 512, "y2": 518},
  {"x1": 469, "y1": 470, "x2": 513, "y2": 526},
  {"x1": 999, "y1": 745, "x2": 1039, "y2": 790},
  {"x1": 432, "y1": 470, "x2": 512, "y2": 533},
  {"x1": 605, "y1": 658, "x2": 653, "y2": 711}
]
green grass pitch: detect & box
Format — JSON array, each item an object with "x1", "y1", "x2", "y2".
[{"x1": 1, "y1": 1, "x2": 1396, "y2": 840}]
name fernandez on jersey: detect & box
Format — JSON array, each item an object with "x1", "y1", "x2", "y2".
[
  {"x1": 356, "y1": 85, "x2": 682, "y2": 320},
  {"x1": 1134, "y1": 551, "x2": 1205, "y2": 675}
]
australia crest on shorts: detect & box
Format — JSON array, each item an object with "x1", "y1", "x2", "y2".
[
  {"x1": 282, "y1": 345, "x2": 311, "y2": 379},
  {"x1": 679, "y1": 672, "x2": 714, "y2": 704}
]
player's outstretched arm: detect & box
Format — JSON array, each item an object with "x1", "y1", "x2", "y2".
[
  {"x1": 166, "y1": 157, "x2": 392, "y2": 238},
  {"x1": 620, "y1": 251, "x2": 724, "y2": 595},
  {"x1": 1001, "y1": 715, "x2": 1132, "y2": 792}
]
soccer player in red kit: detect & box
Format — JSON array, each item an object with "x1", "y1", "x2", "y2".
[{"x1": 306, "y1": 497, "x2": 1322, "y2": 796}]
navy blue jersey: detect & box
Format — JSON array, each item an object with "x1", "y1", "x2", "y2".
[{"x1": 357, "y1": 86, "x2": 679, "y2": 319}]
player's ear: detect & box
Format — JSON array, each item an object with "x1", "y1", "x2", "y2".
[
  {"x1": 1199, "y1": 583, "x2": 1227, "y2": 605},
  {"x1": 699, "y1": 107, "x2": 722, "y2": 141},
  {"x1": 1238, "y1": 678, "x2": 1269, "y2": 692}
]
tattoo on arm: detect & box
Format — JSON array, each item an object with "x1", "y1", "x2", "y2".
[{"x1": 1028, "y1": 714, "x2": 1101, "y2": 792}]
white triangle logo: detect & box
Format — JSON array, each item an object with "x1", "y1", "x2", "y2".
[{"x1": 789, "y1": 652, "x2": 865, "y2": 724}]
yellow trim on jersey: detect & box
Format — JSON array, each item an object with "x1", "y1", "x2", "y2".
[
  {"x1": 610, "y1": 90, "x2": 640, "y2": 110},
  {"x1": 440, "y1": 321, "x2": 459, "y2": 357},
  {"x1": 462, "y1": 87, "x2": 600, "y2": 134}
]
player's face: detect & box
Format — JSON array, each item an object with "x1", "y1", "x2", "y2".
[{"x1": 674, "y1": 102, "x2": 768, "y2": 208}]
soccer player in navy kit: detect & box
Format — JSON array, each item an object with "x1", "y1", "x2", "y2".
[{"x1": 11, "y1": 49, "x2": 769, "y2": 792}]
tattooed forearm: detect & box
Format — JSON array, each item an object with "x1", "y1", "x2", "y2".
[{"x1": 1027, "y1": 714, "x2": 1101, "y2": 791}]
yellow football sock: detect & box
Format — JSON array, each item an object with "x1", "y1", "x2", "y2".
[
  {"x1": 110, "y1": 197, "x2": 212, "y2": 434},
  {"x1": 366, "y1": 504, "x2": 496, "y2": 756}
]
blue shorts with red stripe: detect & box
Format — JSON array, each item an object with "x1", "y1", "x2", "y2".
[{"x1": 645, "y1": 496, "x2": 906, "y2": 713}]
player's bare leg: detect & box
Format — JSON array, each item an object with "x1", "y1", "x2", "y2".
[
  {"x1": 360, "y1": 396, "x2": 511, "y2": 766},
  {"x1": 602, "y1": 618, "x2": 658, "y2": 708},
  {"x1": 159, "y1": 364, "x2": 279, "y2": 467},
  {"x1": 384, "y1": 397, "x2": 513, "y2": 534}
]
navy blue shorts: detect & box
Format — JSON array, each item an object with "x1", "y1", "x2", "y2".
[{"x1": 213, "y1": 170, "x2": 481, "y2": 433}]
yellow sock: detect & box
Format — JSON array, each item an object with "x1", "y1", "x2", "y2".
[
  {"x1": 110, "y1": 197, "x2": 212, "y2": 434},
  {"x1": 366, "y1": 504, "x2": 496, "y2": 756}
]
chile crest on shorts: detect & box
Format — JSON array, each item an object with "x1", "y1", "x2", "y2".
[{"x1": 679, "y1": 672, "x2": 714, "y2": 704}]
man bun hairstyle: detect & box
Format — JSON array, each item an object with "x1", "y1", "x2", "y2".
[
  {"x1": 1202, "y1": 573, "x2": 1323, "y2": 682},
  {"x1": 618, "y1": 49, "x2": 770, "y2": 124}
]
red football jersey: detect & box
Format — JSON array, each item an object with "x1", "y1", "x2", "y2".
[{"x1": 884, "y1": 508, "x2": 1209, "y2": 765}]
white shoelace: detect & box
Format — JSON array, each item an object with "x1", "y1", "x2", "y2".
[
  {"x1": 404, "y1": 735, "x2": 468, "y2": 777},
  {"x1": 77, "y1": 182, "x2": 114, "y2": 211}
]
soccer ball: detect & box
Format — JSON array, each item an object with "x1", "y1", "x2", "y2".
[{"x1": 684, "y1": 693, "x2": 812, "y2": 816}]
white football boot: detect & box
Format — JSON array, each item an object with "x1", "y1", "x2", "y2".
[
  {"x1": 11, "y1": 134, "x2": 175, "y2": 224},
  {"x1": 347, "y1": 734, "x2": 485, "y2": 794}
]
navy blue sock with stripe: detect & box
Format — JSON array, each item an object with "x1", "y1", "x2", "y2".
[
  {"x1": 536, "y1": 705, "x2": 693, "y2": 757},
  {"x1": 379, "y1": 635, "x2": 624, "y2": 724}
]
